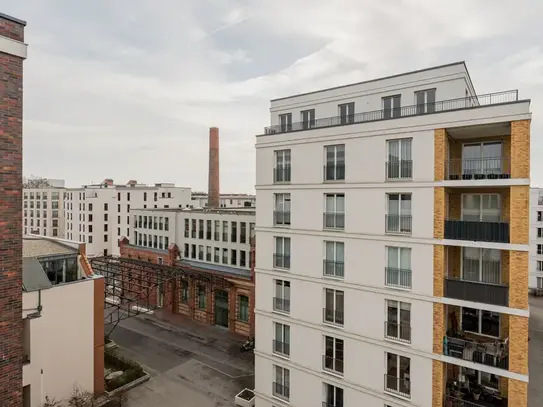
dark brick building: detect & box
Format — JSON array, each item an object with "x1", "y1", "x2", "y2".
[{"x1": 0, "y1": 12, "x2": 27, "y2": 407}]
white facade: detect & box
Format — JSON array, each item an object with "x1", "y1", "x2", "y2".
[
  {"x1": 130, "y1": 207, "x2": 255, "y2": 270},
  {"x1": 254, "y1": 62, "x2": 530, "y2": 407},
  {"x1": 529, "y1": 188, "x2": 543, "y2": 289},
  {"x1": 191, "y1": 193, "x2": 256, "y2": 209},
  {"x1": 23, "y1": 188, "x2": 66, "y2": 238},
  {"x1": 65, "y1": 180, "x2": 191, "y2": 257}
]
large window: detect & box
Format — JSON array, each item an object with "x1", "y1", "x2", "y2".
[
  {"x1": 386, "y1": 193, "x2": 412, "y2": 234},
  {"x1": 385, "y1": 353, "x2": 411, "y2": 397},
  {"x1": 274, "y1": 149, "x2": 291, "y2": 183},
  {"x1": 386, "y1": 247, "x2": 412, "y2": 289},
  {"x1": 324, "y1": 241, "x2": 344, "y2": 278},
  {"x1": 273, "y1": 322, "x2": 290, "y2": 356},
  {"x1": 385, "y1": 300, "x2": 411, "y2": 343},
  {"x1": 324, "y1": 144, "x2": 345, "y2": 181},
  {"x1": 197, "y1": 286, "x2": 206, "y2": 309},
  {"x1": 274, "y1": 280, "x2": 290, "y2": 313},
  {"x1": 324, "y1": 337, "x2": 344, "y2": 375},
  {"x1": 415, "y1": 88, "x2": 436, "y2": 114},
  {"x1": 462, "y1": 194, "x2": 501, "y2": 222},
  {"x1": 462, "y1": 247, "x2": 501, "y2": 284},
  {"x1": 279, "y1": 113, "x2": 292, "y2": 132},
  {"x1": 301, "y1": 109, "x2": 315, "y2": 129},
  {"x1": 238, "y1": 295, "x2": 249, "y2": 322},
  {"x1": 324, "y1": 194, "x2": 345, "y2": 229},
  {"x1": 383, "y1": 95, "x2": 401, "y2": 119},
  {"x1": 324, "y1": 383, "x2": 343, "y2": 407},
  {"x1": 181, "y1": 280, "x2": 189, "y2": 302},
  {"x1": 461, "y1": 307, "x2": 500, "y2": 338},
  {"x1": 273, "y1": 365, "x2": 290, "y2": 401},
  {"x1": 274, "y1": 194, "x2": 291, "y2": 226},
  {"x1": 324, "y1": 289, "x2": 344, "y2": 326},
  {"x1": 274, "y1": 237, "x2": 291, "y2": 269},
  {"x1": 386, "y1": 138, "x2": 412, "y2": 180},
  {"x1": 338, "y1": 102, "x2": 354, "y2": 124},
  {"x1": 462, "y1": 142, "x2": 503, "y2": 175}
]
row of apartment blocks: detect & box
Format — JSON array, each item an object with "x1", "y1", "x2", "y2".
[{"x1": 254, "y1": 62, "x2": 530, "y2": 407}]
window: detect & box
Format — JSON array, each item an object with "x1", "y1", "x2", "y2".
[
  {"x1": 89, "y1": 236, "x2": 93, "y2": 243},
  {"x1": 324, "y1": 241, "x2": 344, "y2": 278},
  {"x1": 324, "y1": 289, "x2": 344, "y2": 325},
  {"x1": 383, "y1": 95, "x2": 401, "y2": 119},
  {"x1": 323, "y1": 337, "x2": 344, "y2": 375},
  {"x1": 184, "y1": 219, "x2": 189, "y2": 238},
  {"x1": 183, "y1": 243, "x2": 189, "y2": 258},
  {"x1": 273, "y1": 365, "x2": 290, "y2": 400},
  {"x1": 273, "y1": 322, "x2": 290, "y2": 356},
  {"x1": 191, "y1": 219, "x2": 196, "y2": 238},
  {"x1": 240, "y1": 250, "x2": 247, "y2": 267},
  {"x1": 415, "y1": 88, "x2": 436, "y2": 114},
  {"x1": 239, "y1": 295, "x2": 249, "y2": 322},
  {"x1": 461, "y1": 307, "x2": 500, "y2": 337},
  {"x1": 538, "y1": 277, "x2": 543, "y2": 289},
  {"x1": 144, "y1": 192, "x2": 147, "y2": 201},
  {"x1": 117, "y1": 227, "x2": 121, "y2": 236},
  {"x1": 385, "y1": 353, "x2": 411, "y2": 397},
  {"x1": 222, "y1": 221, "x2": 228, "y2": 242},
  {"x1": 104, "y1": 203, "x2": 108, "y2": 211},
  {"x1": 386, "y1": 193, "x2": 412, "y2": 234},
  {"x1": 231, "y1": 249, "x2": 237, "y2": 266},
  {"x1": 52, "y1": 229, "x2": 58, "y2": 237},
  {"x1": 538, "y1": 245, "x2": 543, "y2": 255},
  {"x1": 274, "y1": 237, "x2": 291, "y2": 269},
  {"x1": 386, "y1": 247, "x2": 412, "y2": 289},
  {"x1": 199, "y1": 219, "x2": 204, "y2": 239},
  {"x1": 462, "y1": 142, "x2": 503, "y2": 176},
  {"x1": 104, "y1": 224, "x2": 108, "y2": 232},
  {"x1": 462, "y1": 247, "x2": 501, "y2": 284},
  {"x1": 301, "y1": 109, "x2": 315, "y2": 129},
  {"x1": 127, "y1": 192, "x2": 130, "y2": 201},
  {"x1": 338, "y1": 102, "x2": 355, "y2": 124},
  {"x1": 214, "y1": 220, "x2": 220, "y2": 240},
  {"x1": 181, "y1": 280, "x2": 189, "y2": 302},
  {"x1": 274, "y1": 194, "x2": 291, "y2": 226},
  {"x1": 206, "y1": 220, "x2": 212, "y2": 240},
  {"x1": 117, "y1": 192, "x2": 121, "y2": 201},
  {"x1": 52, "y1": 210, "x2": 59, "y2": 218},
  {"x1": 117, "y1": 204, "x2": 121, "y2": 212},
  {"x1": 198, "y1": 245, "x2": 204, "y2": 260},
  {"x1": 88, "y1": 225, "x2": 93, "y2": 233},
  {"x1": 539, "y1": 211, "x2": 543, "y2": 222},
  {"x1": 222, "y1": 248, "x2": 228, "y2": 264},
  {"x1": 214, "y1": 247, "x2": 220, "y2": 263},
  {"x1": 206, "y1": 246, "x2": 212, "y2": 261},
  {"x1": 197, "y1": 286, "x2": 206, "y2": 309},
  {"x1": 385, "y1": 300, "x2": 411, "y2": 343},
  {"x1": 324, "y1": 144, "x2": 345, "y2": 181},
  {"x1": 274, "y1": 280, "x2": 291, "y2": 313},
  {"x1": 240, "y1": 222, "x2": 247, "y2": 244},
  {"x1": 386, "y1": 138, "x2": 412, "y2": 180},
  {"x1": 538, "y1": 228, "x2": 543, "y2": 238},
  {"x1": 324, "y1": 194, "x2": 345, "y2": 229},
  {"x1": 460, "y1": 366, "x2": 498, "y2": 391},
  {"x1": 324, "y1": 383, "x2": 343, "y2": 407},
  {"x1": 274, "y1": 149, "x2": 291, "y2": 183},
  {"x1": 462, "y1": 194, "x2": 501, "y2": 222},
  {"x1": 279, "y1": 113, "x2": 292, "y2": 132},
  {"x1": 104, "y1": 234, "x2": 108, "y2": 242},
  {"x1": 104, "y1": 213, "x2": 109, "y2": 221}
]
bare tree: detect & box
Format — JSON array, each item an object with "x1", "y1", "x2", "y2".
[
  {"x1": 43, "y1": 396, "x2": 63, "y2": 407},
  {"x1": 68, "y1": 386, "x2": 95, "y2": 407},
  {"x1": 23, "y1": 175, "x2": 52, "y2": 189}
]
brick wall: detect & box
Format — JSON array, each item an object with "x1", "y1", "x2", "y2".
[{"x1": 0, "y1": 15, "x2": 25, "y2": 407}]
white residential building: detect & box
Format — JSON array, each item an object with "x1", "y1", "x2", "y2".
[
  {"x1": 23, "y1": 187, "x2": 66, "y2": 238},
  {"x1": 254, "y1": 62, "x2": 531, "y2": 407},
  {"x1": 191, "y1": 192, "x2": 256, "y2": 208},
  {"x1": 529, "y1": 188, "x2": 543, "y2": 289},
  {"x1": 64, "y1": 179, "x2": 191, "y2": 256}
]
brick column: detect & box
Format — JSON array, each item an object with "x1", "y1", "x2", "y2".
[
  {"x1": 0, "y1": 13, "x2": 27, "y2": 407},
  {"x1": 206, "y1": 282, "x2": 213, "y2": 325},
  {"x1": 228, "y1": 287, "x2": 236, "y2": 333}
]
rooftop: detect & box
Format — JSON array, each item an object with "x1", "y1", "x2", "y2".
[
  {"x1": 0, "y1": 12, "x2": 27, "y2": 26},
  {"x1": 23, "y1": 236, "x2": 78, "y2": 258},
  {"x1": 132, "y1": 207, "x2": 256, "y2": 215},
  {"x1": 178, "y1": 259, "x2": 251, "y2": 280}
]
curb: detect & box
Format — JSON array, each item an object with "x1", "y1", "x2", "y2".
[{"x1": 106, "y1": 371, "x2": 151, "y2": 397}]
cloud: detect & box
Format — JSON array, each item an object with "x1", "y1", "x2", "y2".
[{"x1": 2, "y1": 0, "x2": 543, "y2": 191}]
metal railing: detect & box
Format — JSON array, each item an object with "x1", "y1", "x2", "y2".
[
  {"x1": 385, "y1": 214, "x2": 412, "y2": 234},
  {"x1": 445, "y1": 157, "x2": 511, "y2": 180},
  {"x1": 385, "y1": 267, "x2": 412, "y2": 289},
  {"x1": 385, "y1": 160, "x2": 413, "y2": 180},
  {"x1": 384, "y1": 374, "x2": 411, "y2": 398},
  {"x1": 222, "y1": 232, "x2": 228, "y2": 241},
  {"x1": 273, "y1": 340, "x2": 290, "y2": 356},
  {"x1": 384, "y1": 321, "x2": 411, "y2": 343},
  {"x1": 322, "y1": 355, "x2": 344, "y2": 375},
  {"x1": 263, "y1": 90, "x2": 519, "y2": 135},
  {"x1": 444, "y1": 276, "x2": 508, "y2": 307},
  {"x1": 324, "y1": 164, "x2": 346, "y2": 181},
  {"x1": 445, "y1": 336, "x2": 509, "y2": 370},
  {"x1": 273, "y1": 297, "x2": 290, "y2": 313},
  {"x1": 272, "y1": 382, "x2": 290, "y2": 400},
  {"x1": 274, "y1": 211, "x2": 291, "y2": 226},
  {"x1": 274, "y1": 254, "x2": 291, "y2": 269},
  {"x1": 323, "y1": 308, "x2": 344, "y2": 326},
  {"x1": 445, "y1": 395, "x2": 505, "y2": 407},
  {"x1": 444, "y1": 219, "x2": 510, "y2": 243},
  {"x1": 323, "y1": 212, "x2": 345, "y2": 229},
  {"x1": 323, "y1": 260, "x2": 345, "y2": 278},
  {"x1": 273, "y1": 166, "x2": 291, "y2": 183}
]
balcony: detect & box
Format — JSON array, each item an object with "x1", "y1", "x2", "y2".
[
  {"x1": 273, "y1": 254, "x2": 291, "y2": 269},
  {"x1": 385, "y1": 267, "x2": 412, "y2": 289},
  {"x1": 323, "y1": 260, "x2": 344, "y2": 278},
  {"x1": 384, "y1": 321, "x2": 411, "y2": 344},
  {"x1": 263, "y1": 90, "x2": 519, "y2": 135},
  {"x1": 323, "y1": 308, "x2": 344, "y2": 326},
  {"x1": 273, "y1": 211, "x2": 291, "y2": 226},
  {"x1": 444, "y1": 219, "x2": 509, "y2": 243},
  {"x1": 322, "y1": 355, "x2": 344, "y2": 375},
  {"x1": 385, "y1": 160, "x2": 413, "y2": 180},
  {"x1": 445, "y1": 395, "x2": 507, "y2": 407},
  {"x1": 445, "y1": 276, "x2": 508, "y2": 307},
  {"x1": 323, "y1": 212, "x2": 345, "y2": 229},
  {"x1": 273, "y1": 166, "x2": 291, "y2": 183},
  {"x1": 385, "y1": 214, "x2": 412, "y2": 235},
  {"x1": 273, "y1": 340, "x2": 290, "y2": 357},
  {"x1": 445, "y1": 336, "x2": 508, "y2": 370},
  {"x1": 273, "y1": 297, "x2": 290, "y2": 313},
  {"x1": 445, "y1": 365, "x2": 508, "y2": 406},
  {"x1": 323, "y1": 164, "x2": 345, "y2": 181},
  {"x1": 445, "y1": 157, "x2": 511, "y2": 181},
  {"x1": 384, "y1": 374, "x2": 411, "y2": 398}
]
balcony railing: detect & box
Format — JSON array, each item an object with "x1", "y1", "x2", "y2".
[
  {"x1": 445, "y1": 336, "x2": 509, "y2": 370},
  {"x1": 323, "y1": 212, "x2": 345, "y2": 229},
  {"x1": 322, "y1": 355, "x2": 344, "y2": 375},
  {"x1": 384, "y1": 321, "x2": 411, "y2": 344},
  {"x1": 323, "y1": 308, "x2": 344, "y2": 326},
  {"x1": 273, "y1": 166, "x2": 291, "y2": 183},
  {"x1": 384, "y1": 374, "x2": 411, "y2": 398},
  {"x1": 273, "y1": 340, "x2": 290, "y2": 356},
  {"x1": 274, "y1": 211, "x2": 291, "y2": 226},
  {"x1": 263, "y1": 91, "x2": 519, "y2": 135},
  {"x1": 273, "y1": 254, "x2": 291, "y2": 269},
  {"x1": 273, "y1": 297, "x2": 290, "y2": 313},
  {"x1": 444, "y1": 219, "x2": 510, "y2": 243},
  {"x1": 272, "y1": 382, "x2": 290, "y2": 400},
  {"x1": 385, "y1": 267, "x2": 412, "y2": 289},
  {"x1": 323, "y1": 260, "x2": 345, "y2": 278},
  {"x1": 385, "y1": 160, "x2": 413, "y2": 180},
  {"x1": 445, "y1": 395, "x2": 507, "y2": 407},
  {"x1": 324, "y1": 164, "x2": 346, "y2": 181},
  {"x1": 385, "y1": 214, "x2": 412, "y2": 234},
  {"x1": 445, "y1": 157, "x2": 511, "y2": 181},
  {"x1": 445, "y1": 276, "x2": 509, "y2": 307},
  {"x1": 222, "y1": 232, "x2": 228, "y2": 241}
]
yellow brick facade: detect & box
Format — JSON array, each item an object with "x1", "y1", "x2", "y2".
[
  {"x1": 511, "y1": 120, "x2": 530, "y2": 179},
  {"x1": 431, "y1": 360, "x2": 443, "y2": 407},
  {"x1": 434, "y1": 188, "x2": 445, "y2": 239},
  {"x1": 433, "y1": 245, "x2": 444, "y2": 297},
  {"x1": 508, "y1": 379, "x2": 528, "y2": 407},
  {"x1": 509, "y1": 251, "x2": 529, "y2": 309},
  {"x1": 509, "y1": 185, "x2": 529, "y2": 244},
  {"x1": 509, "y1": 315, "x2": 529, "y2": 375},
  {"x1": 434, "y1": 129, "x2": 447, "y2": 181}
]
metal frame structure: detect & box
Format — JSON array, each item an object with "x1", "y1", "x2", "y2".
[{"x1": 89, "y1": 255, "x2": 237, "y2": 336}]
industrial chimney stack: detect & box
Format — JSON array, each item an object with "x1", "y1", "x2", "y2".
[{"x1": 208, "y1": 127, "x2": 220, "y2": 209}]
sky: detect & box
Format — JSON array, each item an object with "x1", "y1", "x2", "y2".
[{"x1": 2, "y1": 0, "x2": 543, "y2": 192}]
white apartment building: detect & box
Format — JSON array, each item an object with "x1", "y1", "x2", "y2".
[
  {"x1": 64, "y1": 179, "x2": 191, "y2": 257},
  {"x1": 130, "y1": 207, "x2": 255, "y2": 270},
  {"x1": 529, "y1": 188, "x2": 543, "y2": 289},
  {"x1": 23, "y1": 187, "x2": 66, "y2": 238},
  {"x1": 254, "y1": 62, "x2": 531, "y2": 407},
  {"x1": 191, "y1": 192, "x2": 256, "y2": 208}
]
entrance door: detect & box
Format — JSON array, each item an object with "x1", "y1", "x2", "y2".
[{"x1": 214, "y1": 290, "x2": 229, "y2": 328}]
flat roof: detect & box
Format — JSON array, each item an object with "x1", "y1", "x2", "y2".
[
  {"x1": 271, "y1": 61, "x2": 473, "y2": 102},
  {"x1": 179, "y1": 259, "x2": 251, "y2": 280},
  {"x1": 0, "y1": 12, "x2": 27, "y2": 26},
  {"x1": 23, "y1": 237, "x2": 78, "y2": 258},
  {"x1": 132, "y1": 207, "x2": 256, "y2": 215},
  {"x1": 23, "y1": 257, "x2": 52, "y2": 292}
]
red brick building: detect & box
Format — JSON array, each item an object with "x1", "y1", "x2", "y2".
[{"x1": 0, "y1": 12, "x2": 27, "y2": 407}]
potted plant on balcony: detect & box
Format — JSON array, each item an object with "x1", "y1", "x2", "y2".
[{"x1": 472, "y1": 384, "x2": 483, "y2": 401}]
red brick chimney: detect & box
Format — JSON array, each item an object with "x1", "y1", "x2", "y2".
[{"x1": 208, "y1": 127, "x2": 220, "y2": 209}]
